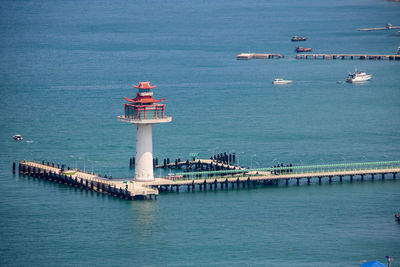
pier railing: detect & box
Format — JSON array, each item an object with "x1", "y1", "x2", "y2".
[{"x1": 175, "y1": 160, "x2": 400, "y2": 180}]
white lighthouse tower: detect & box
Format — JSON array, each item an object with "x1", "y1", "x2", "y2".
[{"x1": 118, "y1": 82, "x2": 171, "y2": 181}]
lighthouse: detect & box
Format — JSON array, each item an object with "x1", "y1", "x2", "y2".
[{"x1": 118, "y1": 82, "x2": 171, "y2": 181}]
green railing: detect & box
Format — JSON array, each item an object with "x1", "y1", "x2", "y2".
[{"x1": 175, "y1": 160, "x2": 400, "y2": 180}]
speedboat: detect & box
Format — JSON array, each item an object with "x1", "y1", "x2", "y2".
[
  {"x1": 296, "y1": 46, "x2": 312, "y2": 52},
  {"x1": 346, "y1": 70, "x2": 372, "y2": 83},
  {"x1": 13, "y1": 134, "x2": 23, "y2": 141},
  {"x1": 62, "y1": 169, "x2": 78, "y2": 176},
  {"x1": 166, "y1": 173, "x2": 183, "y2": 180},
  {"x1": 291, "y1": 36, "x2": 307, "y2": 41},
  {"x1": 273, "y1": 78, "x2": 292, "y2": 85}
]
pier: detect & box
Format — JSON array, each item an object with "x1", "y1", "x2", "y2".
[
  {"x1": 237, "y1": 53, "x2": 283, "y2": 60},
  {"x1": 15, "y1": 160, "x2": 400, "y2": 200},
  {"x1": 237, "y1": 53, "x2": 400, "y2": 61},
  {"x1": 148, "y1": 160, "x2": 400, "y2": 191},
  {"x1": 17, "y1": 161, "x2": 158, "y2": 200},
  {"x1": 296, "y1": 54, "x2": 400, "y2": 60}
]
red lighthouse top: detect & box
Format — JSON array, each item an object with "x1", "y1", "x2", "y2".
[
  {"x1": 124, "y1": 81, "x2": 165, "y2": 104},
  {"x1": 133, "y1": 82, "x2": 156, "y2": 89}
]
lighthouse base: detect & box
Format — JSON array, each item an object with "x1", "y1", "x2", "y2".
[{"x1": 135, "y1": 124, "x2": 154, "y2": 182}]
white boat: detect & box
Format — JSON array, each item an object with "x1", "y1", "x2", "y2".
[
  {"x1": 166, "y1": 173, "x2": 183, "y2": 180},
  {"x1": 273, "y1": 78, "x2": 292, "y2": 85},
  {"x1": 13, "y1": 134, "x2": 23, "y2": 141},
  {"x1": 62, "y1": 169, "x2": 78, "y2": 176},
  {"x1": 346, "y1": 70, "x2": 372, "y2": 83}
]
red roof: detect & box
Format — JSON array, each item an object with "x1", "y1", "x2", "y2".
[
  {"x1": 133, "y1": 82, "x2": 156, "y2": 89},
  {"x1": 124, "y1": 81, "x2": 165, "y2": 104},
  {"x1": 124, "y1": 94, "x2": 165, "y2": 104}
]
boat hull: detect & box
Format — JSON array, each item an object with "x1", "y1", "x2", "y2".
[
  {"x1": 273, "y1": 80, "x2": 292, "y2": 85},
  {"x1": 346, "y1": 75, "x2": 372, "y2": 83}
]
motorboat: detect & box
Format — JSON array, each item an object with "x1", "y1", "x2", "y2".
[
  {"x1": 296, "y1": 46, "x2": 312, "y2": 52},
  {"x1": 273, "y1": 78, "x2": 292, "y2": 85},
  {"x1": 166, "y1": 173, "x2": 183, "y2": 180},
  {"x1": 346, "y1": 70, "x2": 372, "y2": 83},
  {"x1": 62, "y1": 169, "x2": 78, "y2": 176},
  {"x1": 291, "y1": 36, "x2": 307, "y2": 41},
  {"x1": 13, "y1": 134, "x2": 23, "y2": 141}
]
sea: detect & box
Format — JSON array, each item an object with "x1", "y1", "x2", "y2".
[{"x1": 1, "y1": 0, "x2": 399, "y2": 266}]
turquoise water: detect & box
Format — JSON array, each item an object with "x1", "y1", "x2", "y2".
[{"x1": 1, "y1": 0, "x2": 400, "y2": 266}]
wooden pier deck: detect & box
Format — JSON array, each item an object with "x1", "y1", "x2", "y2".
[
  {"x1": 15, "y1": 160, "x2": 400, "y2": 200},
  {"x1": 296, "y1": 54, "x2": 400, "y2": 60},
  {"x1": 18, "y1": 161, "x2": 158, "y2": 200},
  {"x1": 147, "y1": 165, "x2": 400, "y2": 191},
  {"x1": 237, "y1": 53, "x2": 283, "y2": 60}
]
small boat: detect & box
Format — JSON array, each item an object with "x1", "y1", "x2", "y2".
[
  {"x1": 291, "y1": 36, "x2": 307, "y2": 41},
  {"x1": 13, "y1": 134, "x2": 23, "y2": 141},
  {"x1": 296, "y1": 46, "x2": 312, "y2": 52},
  {"x1": 273, "y1": 78, "x2": 292, "y2": 85},
  {"x1": 346, "y1": 69, "x2": 372, "y2": 83},
  {"x1": 395, "y1": 212, "x2": 400, "y2": 223},
  {"x1": 62, "y1": 169, "x2": 78, "y2": 176},
  {"x1": 397, "y1": 46, "x2": 400, "y2": 55},
  {"x1": 166, "y1": 173, "x2": 183, "y2": 180}
]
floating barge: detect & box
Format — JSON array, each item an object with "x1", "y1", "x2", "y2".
[
  {"x1": 296, "y1": 54, "x2": 400, "y2": 60},
  {"x1": 359, "y1": 24, "x2": 400, "y2": 31},
  {"x1": 155, "y1": 158, "x2": 243, "y2": 171}
]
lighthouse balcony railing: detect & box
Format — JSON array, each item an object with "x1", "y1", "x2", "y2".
[
  {"x1": 118, "y1": 115, "x2": 171, "y2": 124},
  {"x1": 124, "y1": 104, "x2": 165, "y2": 121}
]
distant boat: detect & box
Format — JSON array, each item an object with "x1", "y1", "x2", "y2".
[
  {"x1": 62, "y1": 169, "x2": 78, "y2": 176},
  {"x1": 395, "y1": 212, "x2": 400, "y2": 223},
  {"x1": 397, "y1": 46, "x2": 400, "y2": 55},
  {"x1": 166, "y1": 173, "x2": 183, "y2": 180},
  {"x1": 273, "y1": 78, "x2": 292, "y2": 85},
  {"x1": 291, "y1": 36, "x2": 307, "y2": 41},
  {"x1": 346, "y1": 69, "x2": 372, "y2": 83},
  {"x1": 296, "y1": 46, "x2": 312, "y2": 52},
  {"x1": 13, "y1": 134, "x2": 23, "y2": 141}
]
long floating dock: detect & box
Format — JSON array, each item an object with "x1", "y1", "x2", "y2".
[
  {"x1": 15, "y1": 160, "x2": 400, "y2": 200},
  {"x1": 359, "y1": 26, "x2": 400, "y2": 31},
  {"x1": 237, "y1": 53, "x2": 283, "y2": 60},
  {"x1": 296, "y1": 54, "x2": 400, "y2": 60}
]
